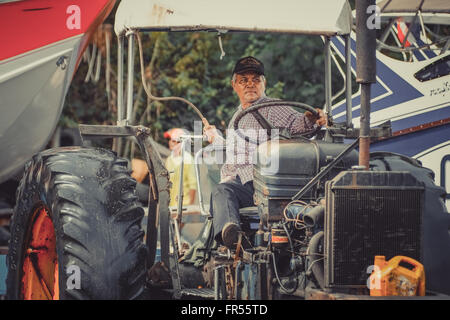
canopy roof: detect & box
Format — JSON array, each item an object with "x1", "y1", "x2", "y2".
[
  {"x1": 114, "y1": 0, "x2": 352, "y2": 36},
  {"x1": 378, "y1": 0, "x2": 450, "y2": 25},
  {"x1": 379, "y1": 0, "x2": 450, "y2": 13}
]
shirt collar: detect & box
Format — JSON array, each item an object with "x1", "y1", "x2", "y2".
[{"x1": 238, "y1": 94, "x2": 267, "y2": 111}]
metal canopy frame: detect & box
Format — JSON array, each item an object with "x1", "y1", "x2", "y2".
[
  {"x1": 78, "y1": 1, "x2": 391, "y2": 294},
  {"x1": 80, "y1": 28, "x2": 356, "y2": 282},
  {"x1": 115, "y1": 31, "x2": 355, "y2": 132},
  {"x1": 112, "y1": 0, "x2": 355, "y2": 130},
  {"x1": 81, "y1": 5, "x2": 357, "y2": 272},
  {"x1": 96, "y1": 28, "x2": 356, "y2": 277}
]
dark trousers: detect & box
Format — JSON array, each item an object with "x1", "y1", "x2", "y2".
[{"x1": 210, "y1": 177, "x2": 254, "y2": 239}]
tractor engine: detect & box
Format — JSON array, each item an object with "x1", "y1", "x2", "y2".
[
  {"x1": 202, "y1": 139, "x2": 449, "y2": 299},
  {"x1": 226, "y1": 139, "x2": 428, "y2": 299},
  {"x1": 253, "y1": 139, "x2": 359, "y2": 223}
]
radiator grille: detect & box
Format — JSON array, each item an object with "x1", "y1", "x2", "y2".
[{"x1": 325, "y1": 172, "x2": 423, "y2": 288}]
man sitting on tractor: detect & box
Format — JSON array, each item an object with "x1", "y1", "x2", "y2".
[{"x1": 204, "y1": 56, "x2": 327, "y2": 249}]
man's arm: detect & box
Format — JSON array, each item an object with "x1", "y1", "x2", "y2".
[
  {"x1": 203, "y1": 124, "x2": 226, "y2": 145},
  {"x1": 267, "y1": 106, "x2": 326, "y2": 136}
]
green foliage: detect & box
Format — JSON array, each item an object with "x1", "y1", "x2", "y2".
[{"x1": 62, "y1": 30, "x2": 343, "y2": 145}]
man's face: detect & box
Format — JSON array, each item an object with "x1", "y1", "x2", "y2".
[
  {"x1": 168, "y1": 138, "x2": 179, "y2": 151},
  {"x1": 167, "y1": 130, "x2": 184, "y2": 153},
  {"x1": 231, "y1": 72, "x2": 266, "y2": 108}
]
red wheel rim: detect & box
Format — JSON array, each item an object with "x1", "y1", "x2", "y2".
[{"x1": 21, "y1": 206, "x2": 59, "y2": 300}]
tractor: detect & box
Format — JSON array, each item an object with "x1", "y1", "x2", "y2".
[{"x1": 6, "y1": 0, "x2": 450, "y2": 300}]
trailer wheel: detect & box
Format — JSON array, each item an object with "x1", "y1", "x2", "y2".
[{"x1": 6, "y1": 147, "x2": 147, "y2": 300}]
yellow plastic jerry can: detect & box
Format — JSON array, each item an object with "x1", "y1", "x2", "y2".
[{"x1": 369, "y1": 255, "x2": 425, "y2": 297}]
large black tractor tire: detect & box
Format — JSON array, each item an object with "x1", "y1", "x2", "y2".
[{"x1": 7, "y1": 147, "x2": 147, "y2": 300}]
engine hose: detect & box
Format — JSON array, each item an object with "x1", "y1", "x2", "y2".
[
  {"x1": 271, "y1": 253, "x2": 298, "y2": 295},
  {"x1": 303, "y1": 205, "x2": 325, "y2": 227},
  {"x1": 307, "y1": 231, "x2": 325, "y2": 289},
  {"x1": 269, "y1": 223, "x2": 299, "y2": 295},
  {"x1": 282, "y1": 223, "x2": 295, "y2": 259},
  {"x1": 136, "y1": 32, "x2": 210, "y2": 128}
]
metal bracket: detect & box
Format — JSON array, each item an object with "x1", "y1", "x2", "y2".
[
  {"x1": 78, "y1": 124, "x2": 138, "y2": 139},
  {"x1": 327, "y1": 120, "x2": 392, "y2": 140},
  {"x1": 214, "y1": 266, "x2": 227, "y2": 300}
]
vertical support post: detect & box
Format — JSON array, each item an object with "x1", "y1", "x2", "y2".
[
  {"x1": 177, "y1": 139, "x2": 186, "y2": 223},
  {"x1": 324, "y1": 36, "x2": 332, "y2": 117},
  {"x1": 214, "y1": 266, "x2": 226, "y2": 300},
  {"x1": 174, "y1": 138, "x2": 186, "y2": 255},
  {"x1": 105, "y1": 26, "x2": 111, "y2": 110},
  {"x1": 345, "y1": 35, "x2": 353, "y2": 128},
  {"x1": 194, "y1": 149, "x2": 206, "y2": 214},
  {"x1": 356, "y1": 0, "x2": 377, "y2": 169},
  {"x1": 214, "y1": 267, "x2": 221, "y2": 300},
  {"x1": 126, "y1": 31, "x2": 135, "y2": 125},
  {"x1": 117, "y1": 35, "x2": 124, "y2": 123},
  {"x1": 324, "y1": 36, "x2": 333, "y2": 142},
  {"x1": 113, "y1": 35, "x2": 125, "y2": 154}
]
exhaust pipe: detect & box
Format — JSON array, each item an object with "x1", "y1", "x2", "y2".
[{"x1": 356, "y1": 0, "x2": 377, "y2": 169}]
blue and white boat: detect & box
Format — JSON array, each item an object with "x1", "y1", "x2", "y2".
[{"x1": 330, "y1": 0, "x2": 450, "y2": 209}]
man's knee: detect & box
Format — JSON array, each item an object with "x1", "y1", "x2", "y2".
[{"x1": 212, "y1": 182, "x2": 234, "y2": 198}]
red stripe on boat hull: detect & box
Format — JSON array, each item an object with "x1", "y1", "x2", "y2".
[{"x1": 0, "y1": 0, "x2": 115, "y2": 61}]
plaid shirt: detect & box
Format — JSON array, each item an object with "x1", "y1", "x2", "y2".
[{"x1": 216, "y1": 96, "x2": 316, "y2": 184}]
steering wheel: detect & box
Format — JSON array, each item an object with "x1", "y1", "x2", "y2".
[{"x1": 232, "y1": 100, "x2": 321, "y2": 145}]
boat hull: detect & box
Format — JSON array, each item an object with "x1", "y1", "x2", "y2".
[
  {"x1": 0, "y1": 0, "x2": 115, "y2": 183},
  {"x1": 0, "y1": 35, "x2": 83, "y2": 182}
]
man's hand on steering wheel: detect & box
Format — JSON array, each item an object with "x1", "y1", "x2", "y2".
[
  {"x1": 204, "y1": 103, "x2": 327, "y2": 145},
  {"x1": 231, "y1": 100, "x2": 326, "y2": 144},
  {"x1": 203, "y1": 124, "x2": 219, "y2": 144}
]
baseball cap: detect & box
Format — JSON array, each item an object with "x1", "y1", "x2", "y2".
[
  {"x1": 164, "y1": 128, "x2": 186, "y2": 141},
  {"x1": 232, "y1": 56, "x2": 265, "y2": 76}
]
